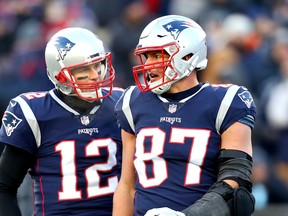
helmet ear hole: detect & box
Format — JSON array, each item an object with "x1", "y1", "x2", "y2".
[{"x1": 182, "y1": 54, "x2": 193, "y2": 61}]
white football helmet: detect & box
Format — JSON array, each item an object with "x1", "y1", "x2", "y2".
[
  {"x1": 133, "y1": 15, "x2": 208, "y2": 94},
  {"x1": 45, "y1": 27, "x2": 115, "y2": 101}
]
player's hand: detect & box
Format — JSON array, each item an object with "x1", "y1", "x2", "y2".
[{"x1": 145, "y1": 207, "x2": 185, "y2": 216}]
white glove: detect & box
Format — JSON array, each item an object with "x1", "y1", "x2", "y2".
[{"x1": 145, "y1": 207, "x2": 185, "y2": 216}]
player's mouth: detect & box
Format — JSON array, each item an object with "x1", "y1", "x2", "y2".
[{"x1": 148, "y1": 73, "x2": 160, "y2": 82}]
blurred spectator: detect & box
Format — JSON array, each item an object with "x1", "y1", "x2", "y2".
[
  {"x1": 200, "y1": 13, "x2": 257, "y2": 86},
  {"x1": 168, "y1": 0, "x2": 208, "y2": 21},
  {"x1": 272, "y1": 0, "x2": 288, "y2": 27},
  {"x1": 86, "y1": 0, "x2": 122, "y2": 27},
  {"x1": 144, "y1": 0, "x2": 170, "y2": 16},
  {"x1": 109, "y1": 0, "x2": 154, "y2": 87},
  {"x1": 201, "y1": 13, "x2": 275, "y2": 100},
  {"x1": 259, "y1": 27, "x2": 288, "y2": 204},
  {"x1": 252, "y1": 145, "x2": 269, "y2": 210}
]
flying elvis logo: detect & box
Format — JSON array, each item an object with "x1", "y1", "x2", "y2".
[
  {"x1": 2, "y1": 111, "x2": 22, "y2": 136},
  {"x1": 53, "y1": 36, "x2": 76, "y2": 60},
  {"x1": 162, "y1": 20, "x2": 195, "y2": 40},
  {"x1": 238, "y1": 91, "x2": 254, "y2": 108}
]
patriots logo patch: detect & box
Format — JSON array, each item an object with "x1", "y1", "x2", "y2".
[
  {"x1": 2, "y1": 111, "x2": 22, "y2": 136},
  {"x1": 163, "y1": 20, "x2": 195, "y2": 40},
  {"x1": 238, "y1": 91, "x2": 253, "y2": 108},
  {"x1": 53, "y1": 36, "x2": 76, "y2": 60}
]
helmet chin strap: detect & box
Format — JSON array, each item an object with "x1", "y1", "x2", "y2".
[{"x1": 151, "y1": 83, "x2": 171, "y2": 94}]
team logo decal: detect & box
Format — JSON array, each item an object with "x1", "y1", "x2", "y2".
[
  {"x1": 238, "y1": 91, "x2": 253, "y2": 108},
  {"x1": 163, "y1": 20, "x2": 195, "y2": 40},
  {"x1": 2, "y1": 111, "x2": 22, "y2": 136},
  {"x1": 53, "y1": 36, "x2": 76, "y2": 60},
  {"x1": 168, "y1": 104, "x2": 177, "y2": 113}
]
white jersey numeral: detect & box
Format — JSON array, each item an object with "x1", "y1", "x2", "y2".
[
  {"x1": 55, "y1": 138, "x2": 118, "y2": 200},
  {"x1": 134, "y1": 127, "x2": 210, "y2": 188}
]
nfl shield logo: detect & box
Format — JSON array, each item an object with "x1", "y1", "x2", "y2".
[
  {"x1": 80, "y1": 116, "x2": 90, "y2": 125},
  {"x1": 168, "y1": 104, "x2": 177, "y2": 113}
]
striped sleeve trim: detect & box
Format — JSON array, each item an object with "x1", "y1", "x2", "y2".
[
  {"x1": 215, "y1": 85, "x2": 240, "y2": 134},
  {"x1": 14, "y1": 96, "x2": 41, "y2": 148},
  {"x1": 122, "y1": 86, "x2": 136, "y2": 133}
]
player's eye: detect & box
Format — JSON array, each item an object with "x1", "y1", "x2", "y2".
[
  {"x1": 76, "y1": 75, "x2": 89, "y2": 81},
  {"x1": 155, "y1": 54, "x2": 162, "y2": 59}
]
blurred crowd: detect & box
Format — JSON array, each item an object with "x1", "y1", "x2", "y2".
[{"x1": 1, "y1": 0, "x2": 288, "y2": 215}]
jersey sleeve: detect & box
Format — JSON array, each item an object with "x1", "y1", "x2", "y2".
[
  {"x1": 217, "y1": 85, "x2": 256, "y2": 134},
  {"x1": 0, "y1": 96, "x2": 38, "y2": 154},
  {"x1": 114, "y1": 86, "x2": 137, "y2": 135}
]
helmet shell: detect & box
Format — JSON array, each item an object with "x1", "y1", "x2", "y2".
[{"x1": 133, "y1": 15, "x2": 208, "y2": 94}]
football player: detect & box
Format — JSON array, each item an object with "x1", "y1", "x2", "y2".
[
  {"x1": 0, "y1": 27, "x2": 123, "y2": 216},
  {"x1": 113, "y1": 15, "x2": 256, "y2": 216}
]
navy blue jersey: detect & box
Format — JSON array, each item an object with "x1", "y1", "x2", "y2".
[
  {"x1": 115, "y1": 83, "x2": 256, "y2": 216},
  {"x1": 0, "y1": 88, "x2": 124, "y2": 216}
]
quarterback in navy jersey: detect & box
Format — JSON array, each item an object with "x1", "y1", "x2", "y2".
[
  {"x1": 0, "y1": 28, "x2": 123, "y2": 216},
  {"x1": 113, "y1": 15, "x2": 256, "y2": 216}
]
